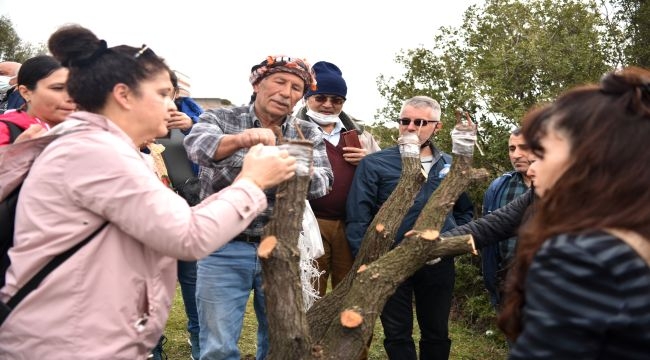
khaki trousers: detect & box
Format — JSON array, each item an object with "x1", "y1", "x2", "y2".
[{"x1": 314, "y1": 218, "x2": 354, "y2": 296}]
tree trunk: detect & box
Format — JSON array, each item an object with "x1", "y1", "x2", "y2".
[
  {"x1": 307, "y1": 146, "x2": 424, "y2": 340},
  {"x1": 319, "y1": 154, "x2": 483, "y2": 359},
  {"x1": 263, "y1": 116, "x2": 488, "y2": 359},
  {"x1": 260, "y1": 140, "x2": 315, "y2": 359}
]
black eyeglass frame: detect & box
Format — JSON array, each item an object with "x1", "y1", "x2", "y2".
[
  {"x1": 312, "y1": 94, "x2": 346, "y2": 106},
  {"x1": 398, "y1": 118, "x2": 440, "y2": 127}
]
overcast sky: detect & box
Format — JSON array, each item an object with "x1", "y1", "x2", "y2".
[{"x1": 0, "y1": 0, "x2": 478, "y2": 123}]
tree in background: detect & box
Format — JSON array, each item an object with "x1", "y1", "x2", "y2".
[
  {"x1": 373, "y1": 0, "x2": 619, "y2": 333},
  {"x1": 610, "y1": 0, "x2": 650, "y2": 67},
  {"x1": 377, "y1": 0, "x2": 614, "y2": 201},
  {"x1": 0, "y1": 16, "x2": 47, "y2": 62}
]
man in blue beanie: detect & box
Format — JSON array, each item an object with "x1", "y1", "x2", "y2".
[{"x1": 295, "y1": 61, "x2": 380, "y2": 300}]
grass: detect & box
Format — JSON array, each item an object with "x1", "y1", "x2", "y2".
[{"x1": 160, "y1": 285, "x2": 508, "y2": 359}]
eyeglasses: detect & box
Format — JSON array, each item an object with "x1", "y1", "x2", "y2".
[
  {"x1": 312, "y1": 95, "x2": 345, "y2": 105},
  {"x1": 399, "y1": 118, "x2": 440, "y2": 127}
]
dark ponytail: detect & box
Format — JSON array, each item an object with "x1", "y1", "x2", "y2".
[{"x1": 48, "y1": 24, "x2": 169, "y2": 112}]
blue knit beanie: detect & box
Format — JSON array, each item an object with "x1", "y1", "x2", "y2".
[{"x1": 305, "y1": 61, "x2": 347, "y2": 99}]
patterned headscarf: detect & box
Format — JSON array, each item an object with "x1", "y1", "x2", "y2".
[{"x1": 249, "y1": 55, "x2": 317, "y2": 92}]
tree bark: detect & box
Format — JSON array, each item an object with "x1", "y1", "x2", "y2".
[
  {"x1": 319, "y1": 153, "x2": 484, "y2": 359},
  {"x1": 263, "y1": 115, "x2": 489, "y2": 359},
  {"x1": 260, "y1": 140, "x2": 315, "y2": 359},
  {"x1": 307, "y1": 150, "x2": 424, "y2": 340}
]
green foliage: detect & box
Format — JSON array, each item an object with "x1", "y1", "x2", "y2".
[
  {"x1": 0, "y1": 16, "x2": 47, "y2": 62},
  {"x1": 371, "y1": 3, "x2": 621, "y2": 340},
  {"x1": 610, "y1": 0, "x2": 650, "y2": 67},
  {"x1": 376, "y1": 0, "x2": 615, "y2": 209},
  {"x1": 364, "y1": 123, "x2": 399, "y2": 149},
  {"x1": 452, "y1": 255, "x2": 497, "y2": 330}
]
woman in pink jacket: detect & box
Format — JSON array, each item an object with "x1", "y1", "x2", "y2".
[{"x1": 0, "y1": 25, "x2": 296, "y2": 359}]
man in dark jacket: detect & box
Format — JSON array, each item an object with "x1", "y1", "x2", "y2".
[
  {"x1": 481, "y1": 128, "x2": 532, "y2": 308},
  {"x1": 346, "y1": 95, "x2": 473, "y2": 360},
  {"x1": 443, "y1": 189, "x2": 534, "y2": 248}
]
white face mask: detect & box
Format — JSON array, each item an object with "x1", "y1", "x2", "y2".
[
  {"x1": 306, "y1": 108, "x2": 341, "y2": 126},
  {"x1": 0, "y1": 75, "x2": 15, "y2": 96}
]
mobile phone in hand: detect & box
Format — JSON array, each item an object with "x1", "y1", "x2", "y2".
[{"x1": 341, "y1": 130, "x2": 362, "y2": 148}]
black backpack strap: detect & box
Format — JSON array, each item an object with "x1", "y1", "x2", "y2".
[
  {"x1": 0, "y1": 120, "x2": 24, "y2": 144},
  {"x1": 0, "y1": 185, "x2": 21, "y2": 289},
  {"x1": 0, "y1": 221, "x2": 109, "y2": 326}
]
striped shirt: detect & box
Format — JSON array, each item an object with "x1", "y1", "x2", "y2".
[
  {"x1": 510, "y1": 231, "x2": 650, "y2": 359},
  {"x1": 184, "y1": 104, "x2": 333, "y2": 237}
]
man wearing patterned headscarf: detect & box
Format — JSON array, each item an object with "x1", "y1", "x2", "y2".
[{"x1": 184, "y1": 55, "x2": 332, "y2": 360}]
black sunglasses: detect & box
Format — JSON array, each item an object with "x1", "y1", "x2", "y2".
[
  {"x1": 312, "y1": 94, "x2": 345, "y2": 105},
  {"x1": 398, "y1": 118, "x2": 440, "y2": 126}
]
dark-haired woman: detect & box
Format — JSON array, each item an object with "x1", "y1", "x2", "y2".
[
  {"x1": 0, "y1": 55, "x2": 75, "y2": 145},
  {"x1": 0, "y1": 25, "x2": 296, "y2": 358},
  {"x1": 499, "y1": 67, "x2": 650, "y2": 359}
]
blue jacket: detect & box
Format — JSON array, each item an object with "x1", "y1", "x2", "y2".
[
  {"x1": 346, "y1": 145, "x2": 474, "y2": 257},
  {"x1": 481, "y1": 171, "x2": 517, "y2": 305},
  {"x1": 0, "y1": 88, "x2": 25, "y2": 114},
  {"x1": 176, "y1": 97, "x2": 204, "y2": 175},
  {"x1": 177, "y1": 97, "x2": 204, "y2": 130}
]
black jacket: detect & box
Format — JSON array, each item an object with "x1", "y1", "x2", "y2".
[{"x1": 441, "y1": 189, "x2": 535, "y2": 249}]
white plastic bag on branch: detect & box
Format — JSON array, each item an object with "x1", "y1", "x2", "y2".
[
  {"x1": 451, "y1": 127, "x2": 476, "y2": 156},
  {"x1": 451, "y1": 108, "x2": 481, "y2": 156},
  {"x1": 298, "y1": 200, "x2": 324, "y2": 309}
]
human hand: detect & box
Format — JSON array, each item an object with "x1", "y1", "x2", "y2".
[
  {"x1": 237, "y1": 128, "x2": 276, "y2": 148},
  {"x1": 342, "y1": 146, "x2": 368, "y2": 165},
  {"x1": 14, "y1": 124, "x2": 47, "y2": 144},
  {"x1": 167, "y1": 110, "x2": 193, "y2": 131},
  {"x1": 238, "y1": 144, "x2": 296, "y2": 190}
]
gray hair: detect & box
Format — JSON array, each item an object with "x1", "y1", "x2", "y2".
[{"x1": 399, "y1": 95, "x2": 442, "y2": 119}]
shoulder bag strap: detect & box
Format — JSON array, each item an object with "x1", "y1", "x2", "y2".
[
  {"x1": 0, "y1": 221, "x2": 109, "y2": 326},
  {"x1": 0, "y1": 119, "x2": 24, "y2": 144}
]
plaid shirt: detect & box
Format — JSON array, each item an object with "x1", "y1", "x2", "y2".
[
  {"x1": 184, "y1": 104, "x2": 332, "y2": 236},
  {"x1": 496, "y1": 171, "x2": 529, "y2": 263}
]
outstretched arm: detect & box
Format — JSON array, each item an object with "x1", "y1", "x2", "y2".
[{"x1": 442, "y1": 189, "x2": 534, "y2": 248}]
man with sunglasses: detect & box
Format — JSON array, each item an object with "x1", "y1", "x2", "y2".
[
  {"x1": 184, "y1": 55, "x2": 332, "y2": 360},
  {"x1": 295, "y1": 61, "x2": 381, "y2": 298},
  {"x1": 346, "y1": 96, "x2": 473, "y2": 359}
]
